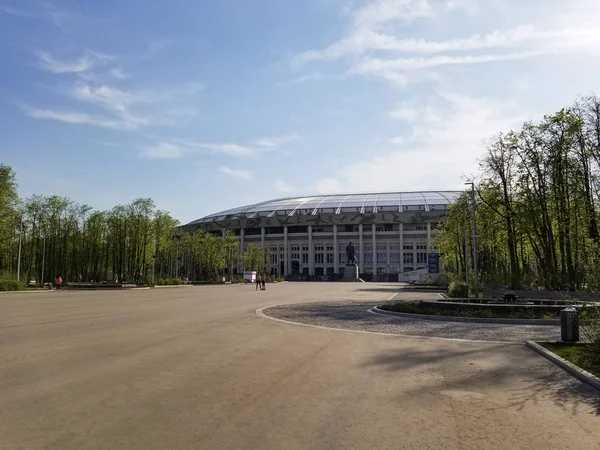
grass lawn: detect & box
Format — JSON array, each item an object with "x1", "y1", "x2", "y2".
[{"x1": 540, "y1": 343, "x2": 600, "y2": 378}]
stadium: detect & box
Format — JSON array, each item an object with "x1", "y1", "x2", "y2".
[{"x1": 182, "y1": 191, "x2": 461, "y2": 282}]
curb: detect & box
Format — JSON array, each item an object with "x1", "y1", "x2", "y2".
[
  {"x1": 153, "y1": 285, "x2": 194, "y2": 288},
  {"x1": 525, "y1": 341, "x2": 600, "y2": 392},
  {"x1": 0, "y1": 289, "x2": 53, "y2": 295},
  {"x1": 256, "y1": 305, "x2": 519, "y2": 345},
  {"x1": 371, "y1": 306, "x2": 560, "y2": 325}
]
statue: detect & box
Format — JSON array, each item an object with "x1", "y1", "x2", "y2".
[{"x1": 346, "y1": 241, "x2": 357, "y2": 265}]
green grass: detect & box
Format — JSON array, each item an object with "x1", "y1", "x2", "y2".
[
  {"x1": 381, "y1": 301, "x2": 558, "y2": 320},
  {"x1": 540, "y1": 343, "x2": 600, "y2": 378}
]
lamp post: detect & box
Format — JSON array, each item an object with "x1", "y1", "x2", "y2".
[
  {"x1": 16, "y1": 214, "x2": 23, "y2": 283},
  {"x1": 151, "y1": 255, "x2": 156, "y2": 285},
  {"x1": 464, "y1": 181, "x2": 478, "y2": 298}
]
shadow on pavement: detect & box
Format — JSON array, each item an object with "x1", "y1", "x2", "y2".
[{"x1": 363, "y1": 345, "x2": 600, "y2": 416}]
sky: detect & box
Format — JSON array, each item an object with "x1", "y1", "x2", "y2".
[{"x1": 1, "y1": 0, "x2": 600, "y2": 224}]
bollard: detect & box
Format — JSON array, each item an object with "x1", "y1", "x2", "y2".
[{"x1": 560, "y1": 307, "x2": 579, "y2": 342}]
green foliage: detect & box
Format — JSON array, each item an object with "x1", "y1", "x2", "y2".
[
  {"x1": 579, "y1": 306, "x2": 600, "y2": 368},
  {"x1": 155, "y1": 278, "x2": 184, "y2": 286},
  {"x1": 448, "y1": 281, "x2": 469, "y2": 298},
  {"x1": 0, "y1": 166, "x2": 244, "y2": 285},
  {"x1": 540, "y1": 343, "x2": 600, "y2": 378},
  {"x1": 243, "y1": 243, "x2": 266, "y2": 272},
  {"x1": 437, "y1": 95, "x2": 600, "y2": 292},
  {"x1": 0, "y1": 279, "x2": 21, "y2": 291}
]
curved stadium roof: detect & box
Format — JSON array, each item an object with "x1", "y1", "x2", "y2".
[{"x1": 187, "y1": 191, "x2": 461, "y2": 225}]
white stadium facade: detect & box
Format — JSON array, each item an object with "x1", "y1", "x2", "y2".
[{"x1": 182, "y1": 191, "x2": 461, "y2": 282}]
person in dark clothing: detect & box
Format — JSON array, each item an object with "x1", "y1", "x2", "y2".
[
  {"x1": 256, "y1": 276, "x2": 260, "y2": 290},
  {"x1": 261, "y1": 275, "x2": 266, "y2": 290}
]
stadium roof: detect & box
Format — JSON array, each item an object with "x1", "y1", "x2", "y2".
[{"x1": 187, "y1": 191, "x2": 462, "y2": 225}]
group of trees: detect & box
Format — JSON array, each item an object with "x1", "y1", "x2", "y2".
[
  {"x1": 438, "y1": 95, "x2": 600, "y2": 291},
  {"x1": 0, "y1": 164, "x2": 261, "y2": 286}
]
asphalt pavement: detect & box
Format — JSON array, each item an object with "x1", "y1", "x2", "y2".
[{"x1": 1, "y1": 283, "x2": 598, "y2": 450}]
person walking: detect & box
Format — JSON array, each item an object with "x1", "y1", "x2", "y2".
[
  {"x1": 55, "y1": 275, "x2": 62, "y2": 290},
  {"x1": 256, "y1": 275, "x2": 260, "y2": 290},
  {"x1": 261, "y1": 274, "x2": 266, "y2": 291}
]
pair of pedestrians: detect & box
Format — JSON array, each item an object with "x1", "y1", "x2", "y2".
[{"x1": 255, "y1": 276, "x2": 266, "y2": 291}]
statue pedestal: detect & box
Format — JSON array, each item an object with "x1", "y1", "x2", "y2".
[{"x1": 341, "y1": 264, "x2": 360, "y2": 282}]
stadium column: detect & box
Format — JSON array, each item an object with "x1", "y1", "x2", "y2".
[
  {"x1": 372, "y1": 225, "x2": 376, "y2": 275},
  {"x1": 359, "y1": 224, "x2": 364, "y2": 274},
  {"x1": 261, "y1": 227, "x2": 265, "y2": 247},
  {"x1": 284, "y1": 226, "x2": 288, "y2": 277},
  {"x1": 413, "y1": 241, "x2": 417, "y2": 271},
  {"x1": 386, "y1": 242, "x2": 390, "y2": 268},
  {"x1": 308, "y1": 225, "x2": 314, "y2": 276},
  {"x1": 399, "y1": 223, "x2": 404, "y2": 274},
  {"x1": 427, "y1": 222, "x2": 432, "y2": 253},
  {"x1": 333, "y1": 224, "x2": 339, "y2": 274},
  {"x1": 240, "y1": 228, "x2": 245, "y2": 272}
]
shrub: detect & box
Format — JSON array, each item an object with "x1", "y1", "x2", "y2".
[
  {"x1": 448, "y1": 281, "x2": 468, "y2": 298},
  {"x1": 154, "y1": 278, "x2": 183, "y2": 286},
  {"x1": 579, "y1": 306, "x2": 600, "y2": 367},
  {"x1": 0, "y1": 279, "x2": 22, "y2": 291}
]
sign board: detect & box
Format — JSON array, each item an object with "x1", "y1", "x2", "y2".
[{"x1": 427, "y1": 253, "x2": 440, "y2": 274}]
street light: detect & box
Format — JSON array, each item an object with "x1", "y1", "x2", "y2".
[
  {"x1": 151, "y1": 255, "x2": 156, "y2": 285},
  {"x1": 465, "y1": 181, "x2": 478, "y2": 298},
  {"x1": 16, "y1": 214, "x2": 23, "y2": 283}
]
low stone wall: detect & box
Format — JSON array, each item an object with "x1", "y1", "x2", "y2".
[
  {"x1": 422, "y1": 299, "x2": 574, "y2": 318},
  {"x1": 483, "y1": 289, "x2": 600, "y2": 300}
]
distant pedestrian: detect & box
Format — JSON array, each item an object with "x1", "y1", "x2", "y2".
[
  {"x1": 55, "y1": 275, "x2": 62, "y2": 290},
  {"x1": 256, "y1": 276, "x2": 260, "y2": 290},
  {"x1": 261, "y1": 275, "x2": 266, "y2": 291}
]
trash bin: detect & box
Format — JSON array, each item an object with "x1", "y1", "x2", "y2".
[{"x1": 560, "y1": 307, "x2": 579, "y2": 342}]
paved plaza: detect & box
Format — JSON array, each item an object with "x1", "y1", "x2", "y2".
[{"x1": 1, "y1": 283, "x2": 599, "y2": 449}]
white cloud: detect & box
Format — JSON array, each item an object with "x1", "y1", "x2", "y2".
[
  {"x1": 1, "y1": 1, "x2": 73, "y2": 30},
  {"x1": 23, "y1": 105, "x2": 134, "y2": 130},
  {"x1": 276, "y1": 72, "x2": 323, "y2": 87},
  {"x1": 254, "y1": 133, "x2": 299, "y2": 148},
  {"x1": 315, "y1": 177, "x2": 345, "y2": 194},
  {"x1": 274, "y1": 180, "x2": 294, "y2": 193},
  {"x1": 141, "y1": 142, "x2": 186, "y2": 159},
  {"x1": 219, "y1": 166, "x2": 253, "y2": 180},
  {"x1": 295, "y1": 26, "x2": 600, "y2": 64},
  {"x1": 35, "y1": 50, "x2": 112, "y2": 74},
  {"x1": 352, "y1": 0, "x2": 435, "y2": 29},
  {"x1": 110, "y1": 68, "x2": 130, "y2": 79},
  {"x1": 25, "y1": 80, "x2": 203, "y2": 131},
  {"x1": 195, "y1": 143, "x2": 256, "y2": 157},
  {"x1": 314, "y1": 92, "x2": 533, "y2": 193},
  {"x1": 90, "y1": 139, "x2": 120, "y2": 147},
  {"x1": 291, "y1": 0, "x2": 600, "y2": 86}
]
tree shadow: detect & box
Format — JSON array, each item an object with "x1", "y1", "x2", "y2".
[{"x1": 363, "y1": 344, "x2": 600, "y2": 416}]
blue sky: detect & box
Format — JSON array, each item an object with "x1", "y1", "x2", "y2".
[{"x1": 2, "y1": 0, "x2": 600, "y2": 224}]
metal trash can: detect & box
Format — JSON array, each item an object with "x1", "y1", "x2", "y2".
[{"x1": 560, "y1": 307, "x2": 579, "y2": 342}]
